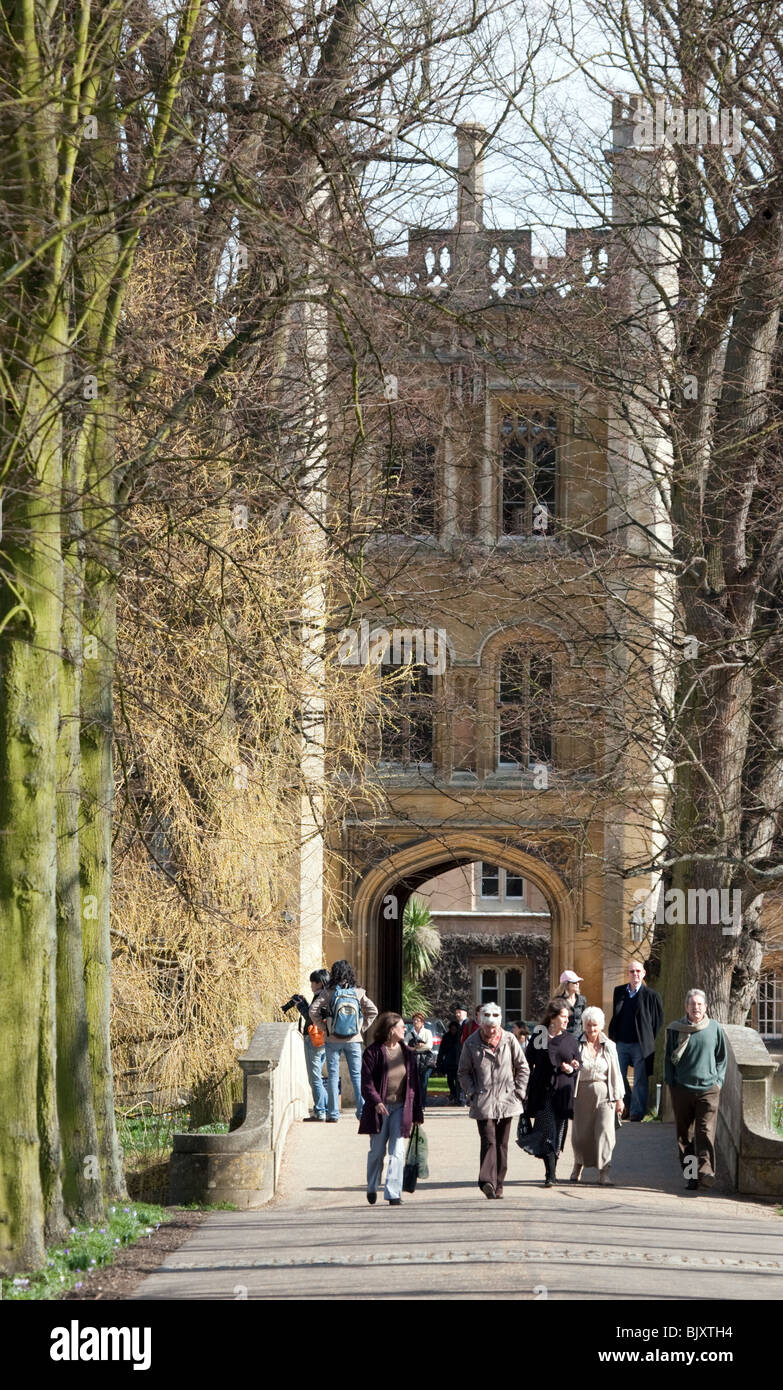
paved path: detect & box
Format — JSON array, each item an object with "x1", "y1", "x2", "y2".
[{"x1": 133, "y1": 1107, "x2": 783, "y2": 1300}]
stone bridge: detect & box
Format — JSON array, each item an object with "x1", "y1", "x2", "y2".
[{"x1": 132, "y1": 1025, "x2": 783, "y2": 1302}]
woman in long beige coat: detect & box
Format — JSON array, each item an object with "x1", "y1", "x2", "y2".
[{"x1": 571, "y1": 1006, "x2": 625, "y2": 1185}]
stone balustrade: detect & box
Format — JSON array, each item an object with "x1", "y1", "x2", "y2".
[
  {"x1": 168, "y1": 1022, "x2": 310, "y2": 1208},
  {"x1": 716, "y1": 1025, "x2": 783, "y2": 1197}
]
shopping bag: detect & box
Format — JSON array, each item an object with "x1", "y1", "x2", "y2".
[{"x1": 402, "y1": 1123, "x2": 429, "y2": 1192}]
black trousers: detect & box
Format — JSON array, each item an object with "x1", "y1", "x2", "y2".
[
  {"x1": 445, "y1": 1068, "x2": 459, "y2": 1102},
  {"x1": 477, "y1": 1117, "x2": 513, "y2": 1191}
]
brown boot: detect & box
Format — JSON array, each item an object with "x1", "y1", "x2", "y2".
[
  {"x1": 599, "y1": 1166, "x2": 613, "y2": 1186},
  {"x1": 570, "y1": 1164, "x2": 583, "y2": 1183}
]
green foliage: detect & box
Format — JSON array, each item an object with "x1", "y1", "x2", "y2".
[
  {"x1": 401, "y1": 897, "x2": 441, "y2": 1017},
  {"x1": 402, "y1": 896, "x2": 441, "y2": 982},
  {"x1": 1, "y1": 1202, "x2": 166, "y2": 1300},
  {"x1": 117, "y1": 1109, "x2": 186, "y2": 1156},
  {"x1": 402, "y1": 978, "x2": 432, "y2": 1016}
]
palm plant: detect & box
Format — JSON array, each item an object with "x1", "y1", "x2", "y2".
[{"x1": 402, "y1": 897, "x2": 441, "y2": 1016}]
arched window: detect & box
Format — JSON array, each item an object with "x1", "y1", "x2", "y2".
[
  {"x1": 497, "y1": 648, "x2": 553, "y2": 768},
  {"x1": 500, "y1": 410, "x2": 556, "y2": 536}
]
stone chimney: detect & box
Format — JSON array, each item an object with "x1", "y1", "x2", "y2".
[{"x1": 455, "y1": 123, "x2": 486, "y2": 229}]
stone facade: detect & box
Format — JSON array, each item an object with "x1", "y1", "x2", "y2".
[
  {"x1": 421, "y1": 931, "x2": 551, "y2": 1024},
  {"x1": 319, "y1": 107, "x2": 675, "y2": 1021}
]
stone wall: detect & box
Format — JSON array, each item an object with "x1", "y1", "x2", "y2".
[
  {"x1": 169, "y1": 1022, "x2": 309, "y2": 1208},
  {"x1": 421, "y1": 932, "x2": 551, "y2": 1022},
  {"x1": 715, "y1": 1025, "x2": 783, "y2": 1197}
]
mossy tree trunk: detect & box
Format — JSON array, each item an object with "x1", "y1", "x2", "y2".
[{"x1": 0, "y1": 0, "x2": 69, "y2": 1273}]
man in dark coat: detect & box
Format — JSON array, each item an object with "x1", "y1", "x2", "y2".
[{"x1": 608, "y1": 960, "x2": 663, "y2": 1121}]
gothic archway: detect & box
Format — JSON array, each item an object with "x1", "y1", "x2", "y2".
[{"x1": 351, "y1": 832, "x2": 578, "y2": 1010}]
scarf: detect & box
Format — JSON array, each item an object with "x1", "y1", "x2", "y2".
[{"x1": 668, "y1": 1015, "x2": 710, "y2": 1066}]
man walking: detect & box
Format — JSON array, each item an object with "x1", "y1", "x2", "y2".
[
  {"x1": 460, "y1": 1004, "x2": 481, "y2": 1046},
  {"x1": 665, "y1": 989, "x2": 727, "y2": 1191},
  {"x1": 453, "y1": 1005, "x2": 470, "y2": 1105},
  {"x1": 458, "y1": 1003, "x2": 529, "y2": 1199},
  {"x1": 608, "y1": 960, "x2": 663, "y2": 1121}
]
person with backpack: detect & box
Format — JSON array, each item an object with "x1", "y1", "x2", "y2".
[{"x1": 308, "y1": 960, "x2": 378, "y2": 1122}]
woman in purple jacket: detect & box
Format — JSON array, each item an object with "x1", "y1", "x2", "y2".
[{"x1": 359, "y1": 1012, "x2": 424, "y2": 1206}]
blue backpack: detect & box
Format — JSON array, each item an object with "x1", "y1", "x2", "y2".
[{"x1": 331, "y1": 986, "x2": 361, "y2": 1037}]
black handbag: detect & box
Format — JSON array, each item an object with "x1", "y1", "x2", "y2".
[{"x1": 516, "y1": 1109, "x2": 533, "y2": 1145}]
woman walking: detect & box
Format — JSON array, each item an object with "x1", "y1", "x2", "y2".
[
  {"x1": 407, "y1": 1011, "x2": 436, "y2": 1107},
  {"x1": 359, "y1": 1012, "x2": 424, "y2": 1205},
  {"x1": 521, "y1": 1000, "x2": 580, "y2": 1186},
  {"x1": 458, "y1": 1003, "x2": 529, "y2": 1199},
  {"x1": 553, "y1": 971, "x2": 587, "y2": 1036},
  {"x1": 571, "y1": 1006, "x2": 624, "y2": 1185}
]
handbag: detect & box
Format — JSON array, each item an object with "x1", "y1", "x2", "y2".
[
  {"x1": 306, "y1": 1022, "x2": 325, "y2": 1047},
  {"x1": 516, "y1": 1109, "x2": 533, "y2": 1146},
  {"x1": 402, "y1": 1123, "x2": 429, "y2": 1193}
]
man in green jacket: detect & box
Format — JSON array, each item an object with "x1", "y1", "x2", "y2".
[{"x1": 665, "y1": 989, "x2": 728, "y2": 1192}]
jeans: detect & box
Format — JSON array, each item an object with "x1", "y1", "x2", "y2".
[
  {"x1": 418, "y1": 1063, "x2": 434, "y2": 1108},
  {"x1": 367, "y1": 1102, "x2": 406, "y2": 1199},
  {"x1": 616, "y1": 1040, "x2": 648, "y2": 1119},
  {"x1": 304, "y1": 1036, "x2": 327, "y2": 1116},
  {"x1": 325, "y1": 1039, "x2": 363, "y2": 1120}
]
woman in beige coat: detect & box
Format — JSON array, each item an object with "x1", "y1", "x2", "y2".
[
  {"x1": 571, "y1": 1006, "x2": 624, "y2": 1185},
  {"x1": 457, "y1": 1003, "x2": 530, "y2": 1199}
]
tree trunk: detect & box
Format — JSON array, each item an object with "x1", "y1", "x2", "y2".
[
  {"x1": 56, "y1": 463, "x2": 104, "y2": 1222},
  {"x1": 0, "y1": 0, "x2": 66, "y2": 1274},
  {"x1": 0, "y1": 402, "x2": 65, "y2": 1272},
  {"x1": 81, "y1": 488, "x2": 125, "y2": 1200}
]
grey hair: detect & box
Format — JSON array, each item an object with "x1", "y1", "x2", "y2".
[
  {"x1": 581, "y1": 1005, "x2": 605, "y2": 1031},
  {"x1": 685, "y1": 988, "x2": 707, "y2": 1008}
]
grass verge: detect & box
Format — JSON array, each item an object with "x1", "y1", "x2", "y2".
[{"x1": 2, "y1": 1202, "x2": 166, "y2": 1301}]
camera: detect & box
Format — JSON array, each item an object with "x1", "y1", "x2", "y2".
[{"x1": 281, "y1": 994, "x2": 306, "y2": 1014}]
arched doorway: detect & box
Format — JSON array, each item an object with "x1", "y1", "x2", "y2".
[{"x1": 352, "y1": 833, "x2": 577, "y2": 1011}]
